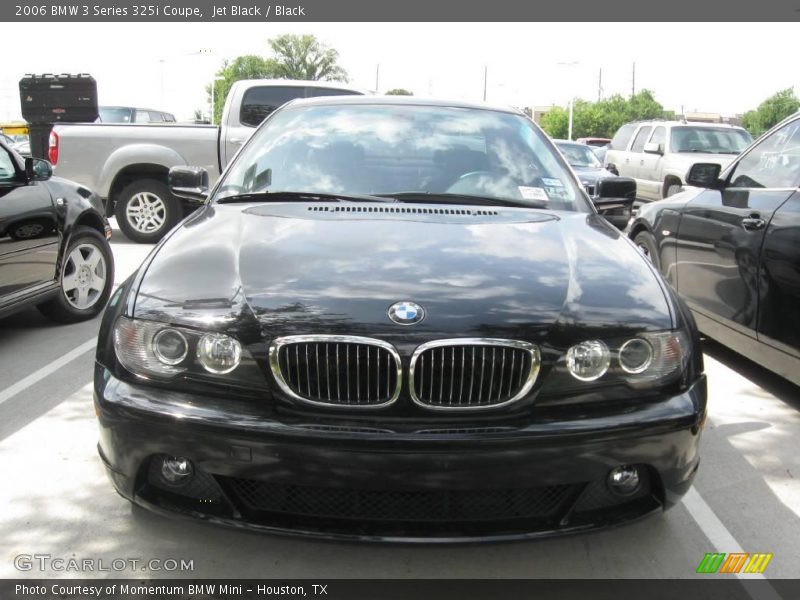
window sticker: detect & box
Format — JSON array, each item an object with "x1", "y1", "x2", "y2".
[
  {"x1": 518, "y1": 186, "x2": 549, "y2": 201},
  {"x1": 542, "y1": 177, "x2": 563, "y2": 187},
  {"x1": 546, "y1": 187, "x2": 570, "y2": 200}
]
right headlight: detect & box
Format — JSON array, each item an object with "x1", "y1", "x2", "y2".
[
  {"x1": 542, "y1": 330, "x2": 691, "y2": 394},
  {"x1": 113, "y1": 317, "x2": 263, "y2": 386}
]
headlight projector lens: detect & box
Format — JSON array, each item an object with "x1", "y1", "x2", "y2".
[
  {"x1": 196, "y1": 333, "x2": 242, "y2": 374},
  {"x1": 152, "y1": 328, "x2": 188, "y2": 366},
  {"x1": 566, "y1": 340, "x2": 610, "y2": 381},
  {"x1": 619, "y1": 338, "x2": 654, "y2": 374}
]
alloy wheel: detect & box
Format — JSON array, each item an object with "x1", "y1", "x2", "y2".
[
  {"x1": 126, "y1": 192, "x2": 167, "y2": 233},
  {"x1": 62, "y1": 243, "x2": 107, "y2": 309}
]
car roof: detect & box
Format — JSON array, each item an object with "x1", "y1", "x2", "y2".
[
  {"x1": 631, "y1": 120, "x2": 744, "y2": 129},
  {"x1": 280, "y1": 95, "x2": 524, "y2": 115},
  {"x1": 232, "y1": 79, "x2": 371, "y2": 95}
]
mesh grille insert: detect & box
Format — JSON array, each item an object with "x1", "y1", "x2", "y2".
[{"x1": 221, "y1": 478, "x2": 576, "y2": 523}]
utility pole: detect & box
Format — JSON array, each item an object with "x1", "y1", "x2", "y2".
[
  {"x1": 597, "y1": 67, "x2": 603, "y2": 101},
  {"x1": 631, "y1": 62, "x2": 636, "y2": 98},
  {"x1": 483, "y1": 65, "x2": 488, "y2": 101},
  {"x1": 375, "y1": 64, "x2": 380, "y2": 93}
]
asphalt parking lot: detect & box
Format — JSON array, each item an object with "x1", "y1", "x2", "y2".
[{"x1": 1, "y1": 223, "x2": 799, "y2": 581}]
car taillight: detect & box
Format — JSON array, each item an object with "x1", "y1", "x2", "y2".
[{"x1": 48, "y1": 130, "x2": 59, "y2": 165}]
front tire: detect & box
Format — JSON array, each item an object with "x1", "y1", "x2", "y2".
[
  {"x1": 114, "y1": 179, "x2": 181, "y2": 244},
  {"x1": 664, "y1": 182, "x2": 683, "y2": 198},
  {"x1": 38, "y1": 226, "x2": 114, "y2": 323},
  {"x1": 633, "y1": 230, "x2": 662, "y2": 271}
]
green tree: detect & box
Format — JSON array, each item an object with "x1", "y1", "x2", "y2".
[
  {"x1": 208, "y1": 55, "x2": 277, "y2": 123},
  {"x1": 539, "y1": 106, "x2": 569, "y2": 139},
  {"x1": 266, "y1": 34, "x2": 348, "y2": 81},
  {"x1": 385, "y1": 88, "x2": 413, "y2": 96},
  {"x1": 208, "y1": 35, "x2": 348, "y2": 123},
  {"x1": 539, "y1": 90, "x2": 673, "y2": 140},
  {"x1": 741, "y1": 88, "x2": 800, "y2": 137}
]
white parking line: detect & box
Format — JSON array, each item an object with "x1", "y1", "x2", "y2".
[
  {"x1": 0, "y1": 338, "x2": 96, "y2": 407},
  {"x1": 683, "y1": 487, "x2": 781, "y2": 598}
]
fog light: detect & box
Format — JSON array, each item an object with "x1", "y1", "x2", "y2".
[
  {"x1": 607, "y1": 465, "x2": 641, "y2": 496},
  {"x1": 197, "y1": 333, "x2": 241, "y2": 374},
  {"x1": 161, "y1": 456, "x2": 193, "y2": 486},
  {"x1": 566, "y1": 340, "x2": 610, "y2": 381}
]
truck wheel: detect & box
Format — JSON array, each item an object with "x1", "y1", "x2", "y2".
[
  {"x1": 38, "y1": 226, "x2": 114, "y2": 323},
  {"x1": 115, "y1": 179, "x2": 181, "y2": 244},
  {"x1": 664, "y1": 181, "x2": 684, "y2": 198}
]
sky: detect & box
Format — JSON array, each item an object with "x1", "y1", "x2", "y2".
[{"x1": 1, "y1": 22, "x2": 798, "y2": 122}]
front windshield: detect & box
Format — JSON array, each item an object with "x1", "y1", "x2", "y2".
[
  {"x1": 215, "y1": 103, "x2": 586, "y2": 211},
  {"x1": 670, "y1": 127, "x2": 752, "y2": 154},
  {"x1": 556, "y1": 142, "x2": 602, "y2": 168}
]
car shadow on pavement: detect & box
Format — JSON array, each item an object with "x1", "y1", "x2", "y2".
[{"x1": 700, "y1": 337, "x2": 800, "y2": 411}]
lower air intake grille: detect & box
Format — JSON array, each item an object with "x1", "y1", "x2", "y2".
[
  {"x1": 410, "y1": 339, "x2": 540, "y2": 409},
  {"x1": 269, "y1": 335, "x2": 402, "y2": 408},
  {"x1": 221, "y1": 478, "x2": 575, "y2": 523}
]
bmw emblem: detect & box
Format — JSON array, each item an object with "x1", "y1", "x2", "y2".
[{"x1": 388, "y1": 301, "x2": 425, "y2": 326}]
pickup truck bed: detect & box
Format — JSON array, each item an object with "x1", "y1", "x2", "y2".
[{"x1": 51, "y1": 79, "x2": 366, "y2": 243}]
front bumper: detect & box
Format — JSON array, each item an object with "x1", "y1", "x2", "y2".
[{"x1": 94, "y1": 365, "x2": 706, "y2": 543}]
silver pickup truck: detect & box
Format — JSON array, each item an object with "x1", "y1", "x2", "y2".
[{"x1": 51, "y1": 79, "x2": 365, "y2": 242}]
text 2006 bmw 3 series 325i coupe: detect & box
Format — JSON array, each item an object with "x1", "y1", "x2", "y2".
[{"x1": 94, "y1": 97, "x2": 707, "y2": 542}]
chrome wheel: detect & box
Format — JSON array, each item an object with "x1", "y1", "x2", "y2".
[
  {"x1": 126, "y1": 192, "x2": 167, "y2": 233},
  {"x1": 61, "y1": 243, "x2": 107, "y2": 310}
]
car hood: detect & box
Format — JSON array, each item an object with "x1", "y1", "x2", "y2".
[
  {"x1": 570, "y1": 166, "x2": 618, "y2": 186},
  {"x1": 133, "y1": 203, "x2": 673, "y2": 344}
]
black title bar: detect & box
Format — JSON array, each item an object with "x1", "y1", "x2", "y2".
[
  {"x1": 2, "y1": 579, "x2": 799, "y2": 600},
  {"x1": 3, "y1": 0, "x2": 800, "y2": 22}
]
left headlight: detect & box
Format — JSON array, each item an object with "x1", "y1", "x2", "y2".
[
  {"x1": 113, "y1": 317, "x2": 259, "y2": 384},
  {"x1": 541, "y1": 330, "x2": 691, "y2": 394}
]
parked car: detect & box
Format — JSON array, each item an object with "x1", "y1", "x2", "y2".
[
  {"x1": 98, "y1": 106, "x2": 177, "y2": 124},
  {"x1": 52, "y1": 80, "x2": 366, "y2": 243},
  {"x1": 605, "y1": 120, "x2": 752, "y2": 202},
  {"x1": 576, "y1": 136, "x2": 611, "y2": 147},
  {"x1": 94, "y1": 96, "x2": 706, "y2": 542},
  {"x1": 629, "y1": 112, "x2": 800, "y2": 385},
  {"x1": 554, "y1": 139, "x2": 620, "y2": 196},
  {"x1": 11, "y1": 139, "x2": 31, "y2": 158},
  {"x1": 0, "y1": 140, "x2": 114, "y2": 322},
  {"x1": 592, "y1": 143, "x2": 610, "y2": 164}
]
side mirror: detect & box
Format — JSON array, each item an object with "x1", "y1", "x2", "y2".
[
  {"x1": 685, "y1": 163, "x2": 722, "y2": 189},
  {"x1": 25, "y1": 157, "x2": 52, "y2": 182},
  {"x1": 605, "y1": 163, "x2": 619, "y2": 176},
  {"x1": 169, "y1": 166, "x2": 209, "y2": 203},
  {"x1": 643, "y1": 142, "x2": 662, "y2": 155},
  {"x1": 592, "y1": 177, "x2": 636, "y2": 231}
]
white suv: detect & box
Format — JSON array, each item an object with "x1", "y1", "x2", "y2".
[{"x1": 604, "y1": 120, "x2": 752, "y2": 201}]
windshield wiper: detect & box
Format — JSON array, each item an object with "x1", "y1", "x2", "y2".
[
  {"x1": 217, "y1": 191, "x2": 397, "y2": 205},
  {"x1": 374, "y1": 192, "x2": 549, "y2": 209}
]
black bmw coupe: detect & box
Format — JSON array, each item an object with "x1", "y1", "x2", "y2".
[{"x1": 95, "y1": 97, "x2": 706, "y2": 542}]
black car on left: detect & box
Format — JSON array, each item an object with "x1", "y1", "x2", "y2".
[{"x1": 0, "y1": 140, "x2": 114, "y2": 322}]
